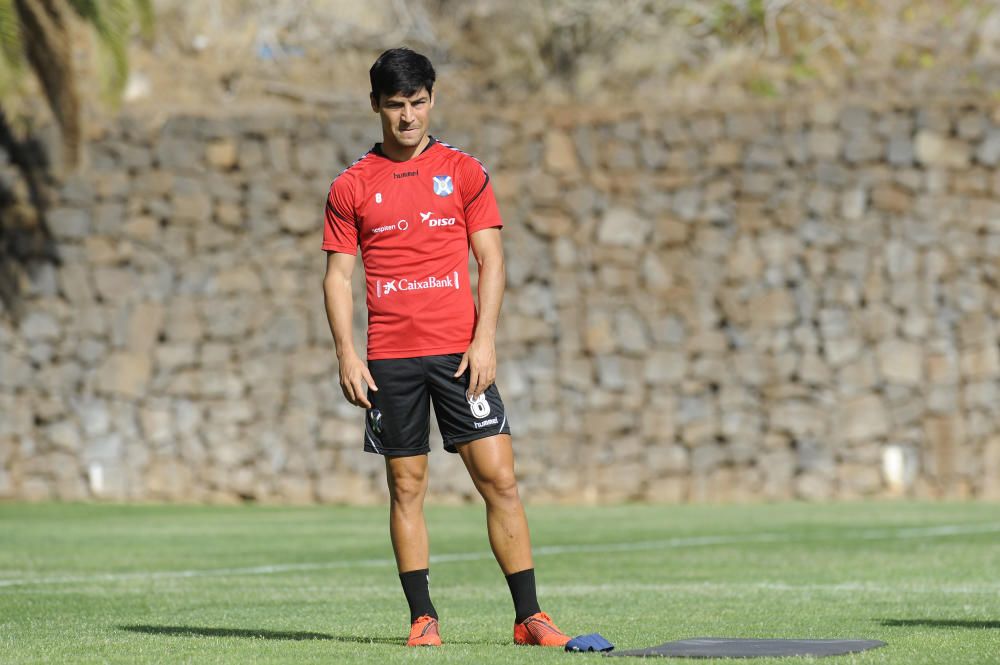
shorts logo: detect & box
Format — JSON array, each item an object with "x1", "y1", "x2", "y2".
[
  {"x1": 420, "y1": 211, "x2": 456, "y2": 227},
  {"x1": 468, "y1": 393, "x2": 491, "y2": 419},
  {"x1": 377, "y1": 271, "x2": 460, "y2": 298},
  {"x1": 368, "y1": 408, "x2": 384, "y2": 435},
  {"x1": 473, "y1": 416, "x2": 499, "y2": 429},
  {"x1": 433, "y1": 175, "x2": 453, "y2": 197}
]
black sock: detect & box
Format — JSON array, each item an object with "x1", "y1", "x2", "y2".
[
  {"x1": 505, "y1": 568, "x2": 541, "y2": 624},
  {"x1": 399, "y1": 569, "x2": 437, "y2": 622}
]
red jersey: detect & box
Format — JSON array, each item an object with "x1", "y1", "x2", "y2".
[{"x1": 322, "y1": 137, "x2": 503, "y2": 360}]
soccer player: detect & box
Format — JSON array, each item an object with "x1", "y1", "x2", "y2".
[{"x1": 321, "y1": 48, "x2": 571, "y2": 648}]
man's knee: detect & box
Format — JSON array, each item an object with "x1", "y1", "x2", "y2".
[
  {"x1": 391, "y1": 480, "x2": 426, "y2": 506},
  {"x1": 388, "y1": 462, "x2": 428, "y2": 507},
  {"x1": 479, "y1": 469, "x2": 520, "y2": 504}
]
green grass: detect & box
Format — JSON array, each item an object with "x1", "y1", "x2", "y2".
[{"x1": 1, "y1": 501, "x2": 999, "y2": 664}]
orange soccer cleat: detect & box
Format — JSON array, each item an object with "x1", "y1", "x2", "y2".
[
  {"x1": 407, "y1": 614, "x2": 441, "y2": 647},
  {"x1": 513, "y1": 611, "x2": 571, "y2": 647}
]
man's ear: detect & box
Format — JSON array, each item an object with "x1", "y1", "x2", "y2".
[{"x1": 370, "y1": 92, "x2": 379, "y2": 112}]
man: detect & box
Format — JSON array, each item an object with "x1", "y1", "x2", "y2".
[{"x1": 321, "y1": 48, "x2": 571, "y2": 648}]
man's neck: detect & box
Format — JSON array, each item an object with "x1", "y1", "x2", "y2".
[{"x1": 380, "y1": 134, "x2": 431, "y2": 162}]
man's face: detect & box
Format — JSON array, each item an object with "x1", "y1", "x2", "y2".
[{"x1": 371, "y1": 88, "x2": 434, "y2": 150}]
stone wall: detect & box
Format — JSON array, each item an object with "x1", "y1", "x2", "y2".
[{"x1": 1, "y1": 95, "x2": 999, "y2": 504}]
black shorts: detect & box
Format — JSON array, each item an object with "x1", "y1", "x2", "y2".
[{"x1": 363, "y1": 353, "x2": 511, "y2": 456}]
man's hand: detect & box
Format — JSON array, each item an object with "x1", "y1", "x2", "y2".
[
  {"x1": 338, "y1": 351, "x2": 378, "y2": 408},
  {"x1": 454, "y1": 336, "x2": 496, "y2": 400}
]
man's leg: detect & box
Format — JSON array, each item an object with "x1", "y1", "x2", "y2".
[
  {"x1": 385, "y1": 453, "x2": 440, "y2": 646},
  {"x1": 457, "y1": 434, "x2": 570, "y2": 646},
  {"x1": 455, "y1": 434, "x2": 532, "y2": 573},
  {"x1": 386, "y1": 453, "x2": 431, "y2": 572}
]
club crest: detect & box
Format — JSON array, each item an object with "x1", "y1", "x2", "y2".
[{"x1": 432, "y1": 175, "x2": 453, "y2": 197}]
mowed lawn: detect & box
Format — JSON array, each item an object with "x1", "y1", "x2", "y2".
[{"x1": 1, "y1": 501, "x2": 998, "y2": 664}]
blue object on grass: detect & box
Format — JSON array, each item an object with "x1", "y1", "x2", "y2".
[{"x1": 566, "y1": 633, "x2": 615, "y2": 652}]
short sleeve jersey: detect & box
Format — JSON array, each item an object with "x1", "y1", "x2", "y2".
[{"x1": 323, "y1": 137, "x2": 503, "y2": 360}]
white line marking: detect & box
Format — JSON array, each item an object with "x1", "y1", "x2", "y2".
[
  {"x1": 2, "y1": 521, "x2": 998, "y2": 589},
  {"x1": 365, "y1": 431, "x2": 380, "y2": 454},
  {"x1": 534, "y1": 581, "x2": 1000, "y2": 596}
]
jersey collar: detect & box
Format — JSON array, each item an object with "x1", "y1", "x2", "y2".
[{"x1": 371, "y1": 135, "x2": 437, "y2": 161}]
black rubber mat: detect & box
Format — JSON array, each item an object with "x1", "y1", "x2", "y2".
[{"x1": 606, "y1": 637, "x2": 887, "y2": 658}]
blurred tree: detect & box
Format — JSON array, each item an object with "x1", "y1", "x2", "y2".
[
  {"x1": 1, "y1": 0, "x2": 153, "y2": 168},
  {"x1": 0, "y1": 0, "x2": 151, "y2": 320}
]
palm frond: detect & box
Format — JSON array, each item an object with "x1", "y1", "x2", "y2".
[
  {"x1": 67, "y1": 0, "x2": 130, "y2": 98},
  {"x1": 13, "y1": 0, "x2": 81, "y2": 167},
  {"x1": 0, "y1": 0, "x2": 24, "y2": 98},
  {"x1": 133, "y1": 0, "x2": 153, "y2": 42},
  {"x1": 4, "y1": 0, "x2": 154, "y2": 169},
  {"x1": 0, "y1": 0, "x2": 22, "y2": 68}
]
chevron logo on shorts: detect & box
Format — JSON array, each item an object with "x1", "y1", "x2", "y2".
[{"x1": 368, "y1": 409, "x2": 383, "y2": 435}]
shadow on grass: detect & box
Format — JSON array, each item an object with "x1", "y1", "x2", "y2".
[
  {"x1": 880, "y1": 619, "x2": 1000, "y2": 629},
  {"x1": 119, "y1": 625, "x2": 336, "y2": 641},
  {"x1": 119, "y1": 624, "x2": 497, "y2": 645}
]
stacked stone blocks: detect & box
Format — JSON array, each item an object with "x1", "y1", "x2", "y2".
[{"x1": 1, "y1": 97, "x2": 998, "y2": 503}]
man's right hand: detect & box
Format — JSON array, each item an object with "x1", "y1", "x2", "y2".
[{"x1": 338, "y1": 352, "x2": 378, "y2": 408}]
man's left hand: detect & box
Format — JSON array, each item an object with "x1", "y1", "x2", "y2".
[{"x1": 454, "y1": 336, "x2": 496, "y2": 400}]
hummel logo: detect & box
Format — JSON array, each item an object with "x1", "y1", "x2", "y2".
[{"x1": 420, "y1": 211, "x2": 433, "y2": 223}]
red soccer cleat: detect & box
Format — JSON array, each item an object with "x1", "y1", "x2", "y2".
[
  {"x1": 514, "y1": 611, "x2": 571, "y2": 647},
  {"x1": 407, "y1": 614, "x2": 441, "y2": 647}
]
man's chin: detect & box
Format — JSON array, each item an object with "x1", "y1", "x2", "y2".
[{"x1": 396, "y1": 131, "x2": 424, "y2": 146}]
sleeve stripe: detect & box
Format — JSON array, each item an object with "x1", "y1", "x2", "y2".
[
  {"x1": 326, "y1": 199, "x2": 355, "y2": 225},
  {"x1": 466, "y1": 173, "x2": 490, "y2": 207},
  {"x1": 336, "y1": 149, "x2": 374, "y2": 177}
]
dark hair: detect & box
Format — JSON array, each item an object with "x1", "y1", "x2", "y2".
[{"x1": 369, "y1": 48, "x2": 436, "y2": 102}]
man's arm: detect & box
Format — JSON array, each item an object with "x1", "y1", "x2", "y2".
[
  {"x1": 453, "y1": 227, "x2": 505, "y2": 400},
  {"x1": 323, "y1": 251, "x2": 377, "y2": 408}
]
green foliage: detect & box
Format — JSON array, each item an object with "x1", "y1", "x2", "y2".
[
  {"x1": 791, "y1": 53, "x2": 818, "y2": 81},
  {"x1": 711, "y1": 0, "x2": 767, "y2": 38},
  {"x1": 0, "y1": 0, "x2": 23, "y2": 97},
  {"x1": 0, "y1": 0, "x2": 153, "y2": 106},
  {"x1": 67, "y1": 0, "x2": 154, "y2": 102},
  {"x1": 0, "y1": 0, "x2": 20, "y2": 66},
  {"x1": 747, "y1": 75, "x2": 777, "y2": 98}
]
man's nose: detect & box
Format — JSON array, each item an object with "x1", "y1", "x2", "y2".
[{"x1": 401, "y1": 104, "x2": 415, "y2": 123}]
